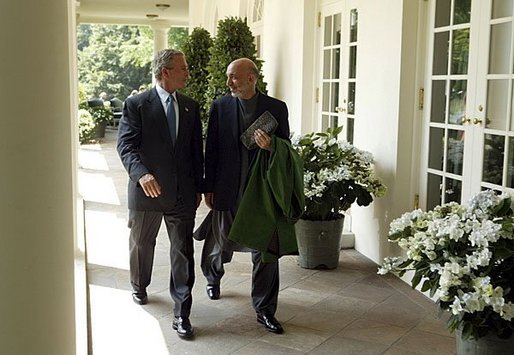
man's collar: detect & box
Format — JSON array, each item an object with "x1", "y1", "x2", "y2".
[{"x1": 156, "y1": 83, "x2": 176, "y2": 101}]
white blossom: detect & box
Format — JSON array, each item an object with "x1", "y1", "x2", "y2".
[{"x1": 378, "y1": 190, "x2": 514, "y2": 337}]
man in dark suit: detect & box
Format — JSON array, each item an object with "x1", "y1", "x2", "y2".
[
  {"x1": 117, "y1": 49, "x2": 203, "y2": 339},
  {"x1": 202, "y1": 57, "x2": 290, "y2": 334}
]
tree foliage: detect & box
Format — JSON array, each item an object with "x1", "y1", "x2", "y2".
[
  {"x1": 78, "y1": 24, "x2": 153, "y2": 102},
  {"x1": 169, "y1": 27, "x2": 188, "y2": 51},
  {"x1": 77, "y1": 25, "x2": 188, "y2": 102},
  {"x1": 180, "y1": 27, "x2": 213, "y2": 135},
  {"x1": 205, "y1": 17, "x2": 267, "y2": 114}
]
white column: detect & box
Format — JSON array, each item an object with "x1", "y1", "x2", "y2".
[
  {"x1": 152, "y1": 24, "x2": 170, "y2": 55},
  {"x1": 0, "y1": 1, "x2": 77, "y2": 354}
]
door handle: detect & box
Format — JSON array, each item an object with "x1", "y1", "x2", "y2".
[
  {"x1": 461, "y1": 117, "x2": 471, "y2": 124},
  {"x1": 473, "y1": 118, "x2": 483, "y2": 125}
]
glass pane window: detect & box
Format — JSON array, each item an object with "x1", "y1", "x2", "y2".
[
  {"x1": 252, "y1": 0, "x2": 264, "y2": 23},
  {"x1": 454, "y1": 0, "x2": 471, "y2": 25},
  {"x1": 507, "y1": 137, "x2": 514, "y2": 188},
  {"x1": 492, "y1": 0, "x2": 513, "y2": 19},
  {"x1": 486, "y1": 79, "x2": 509, "y2": 130},
  {"x1": 331, "y1": 83, "x2": 339, "y2": 112},
  {"x1": 506, "y1": 137, "x2": 514, "y2": 188},
  {"x1": 433, "y1": 31, "x2": 450, "y2": 75},
  {"x1": 348, "y1": 46, "x2": 357, "y2": 79},
  {"x1": 333, "y1": 49, "x2": 341, "y2": 79},
  {"x1": 511, "y1": 80, "x2": 514, "y2": 129},
  {"x1": 323, "y1": 49, "x2": 331, "y2": 79},
  {"x1": 451, "y1": 28, "x2": 469, "y2": 75},
  {"x1": 349, "y1": 9, "x2": 358, "y2": 42},
  {"x1": 445, "y1": 178, "x2": 462, "y2": 203},
  {"x1": 322, "y1": 115, "x2": 330, "y2": 131},
  {"x1": 446, "y1": 129, "x2": 464, "y2": 175},
  {"x1": 324, "y1": 16, "x2": 333, "y2": 46},
  {"x1": 322, "y1": 83, "x2": 330, "y2": 112},
  {"x1": 334, "y1": 14, "x2": 342, "y2": 45},
  {"x1": 431, "y1": 80, "x2": 447, "y2": 123},
  {"x1": 347, "y1": 117, "x2": 354, "y2": 144},
  {"x1": 348, "y1": 82, "x2": 355, "y2": 115},
  {"x1": 489, "y1": 22, "x2": 512, "y2": 74},
  {"x1": 427, "y1": 173, "x2": 443, "y2": 210},
  {"x1": 435, "y1": 0, "x2": 451, "y2": 28},
  {"x1": 482, "y1": 134, "x2": 505, "y2": 185},
  {"x1": 429, "y1": 127, "x2": 445, "y2": 170},
  {"x1": 449, "y1": 80, "x2": 467, "y2": 124},
  {"x1": 330, "y1": 115, "x2": 339, "y2": 130}
]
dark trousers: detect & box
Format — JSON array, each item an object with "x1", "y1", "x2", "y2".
[
  {"x1": 128, "y1": 205, "x2": 195, "y2": 317},
  {"x1": 200, "y1": 210, "x2": 279, "y2": 316}
]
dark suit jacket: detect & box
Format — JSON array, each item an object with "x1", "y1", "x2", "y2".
[
  {"x1": 117, "y1": 87, "x2": 203, "y2": 212},
  {"x1": 204, "y1": 92, "x2": 290, "y2": 210}
]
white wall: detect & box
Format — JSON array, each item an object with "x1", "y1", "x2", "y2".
[
  {"x1": 351, "y1": 0, "x2": 422, "y2": 263},
  {"x1": 189, "y1": 0, "x2": 245, "y2": 32},
  {"x1": 0, "y1": 0, "x2": 78, "y2": 353},
  {"x1": 261, "y1": 0, "x2": 317, "y2": 136}
]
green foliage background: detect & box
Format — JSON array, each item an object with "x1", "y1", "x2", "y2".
[
  {"x1": 205, "y1": 17, "x2": 267, "y2": 114},
  {"x1": 77, "y1": 25, "x2": 187, "y2": 102},
  {"x1": 180, "y1": 27, "x2": 213, "y2": 134}
]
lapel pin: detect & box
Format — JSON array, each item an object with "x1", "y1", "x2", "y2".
[{"x1": 185, "y1": 107, "x2": 189, "y2": 112}]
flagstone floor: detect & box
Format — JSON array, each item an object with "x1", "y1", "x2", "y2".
[{"x1": 79, "y1": 128, "x2": 456, "y2": 354}]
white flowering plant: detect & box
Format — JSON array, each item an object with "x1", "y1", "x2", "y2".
[
  {"x1": 85, "y1": 101, "x2": 113, "y2": 124},
  {"x1": 292, "y1": 126, "x2": 386, "y2": 221},
  {"x1": 378, "y1": 190, "x2": 514, "y2": 340}
]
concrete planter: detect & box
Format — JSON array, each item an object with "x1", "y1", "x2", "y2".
[{"x1": 295, "y1": 217, "x2": 344, "y2": 269}]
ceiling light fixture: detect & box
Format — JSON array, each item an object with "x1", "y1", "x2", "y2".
[
  {"x1": 155, "y1": 4, "x2": 170, "y2": 11},
  {"x1": 146, "y1": 14, "x2": 159, "y2": 19}
]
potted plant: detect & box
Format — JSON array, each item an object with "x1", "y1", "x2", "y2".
[
  {"x1": 378, "y1": 190, "x2": 514, "y2": 354},
  {"x1": 292, "y1": 126, "x2": 386, "y2": 269},
  {"x1": 89, "y1": 102, "x2": 113, "y2": 138}
]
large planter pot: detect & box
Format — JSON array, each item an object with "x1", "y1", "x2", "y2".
[
  {"x1": 457, "y1": 329, "x2": 514, "y2": 355},
  {"x1": 295, "y1": 217, "x2": 344, "y2": 269},
  {"x1": 94, "y1": 121, "x2": 107, "y2": 138}
]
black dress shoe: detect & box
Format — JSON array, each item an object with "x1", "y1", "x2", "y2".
[
  {"x1": 257, "y1": 313, "x2": 283, "y2": 334},
  {"x1": 206, "y1": 284, "x2": 220, "y2": 300},
  {"x1": 131, "y1": 291, "x2": 148, "y2": 305},
  {"x1": 172, "y1": 316, "x2": 194, "y2": 339}
]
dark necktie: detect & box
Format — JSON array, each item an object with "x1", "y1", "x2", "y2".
[{"x1": 167, "y1": 94, "x2": 177, "y2": 144}]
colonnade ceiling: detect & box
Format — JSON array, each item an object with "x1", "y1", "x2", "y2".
[{"x1": 76, "y1": 0, "x2": 189, "y2": 26}]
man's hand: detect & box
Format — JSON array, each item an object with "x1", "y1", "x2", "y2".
[
  {"x1": 138, "y1": 173, "x2": 161, "y2": 198},
  {"x1": 254, "y1": 129, "x2": 271, "y2": 150},
  {"x1": 204, "y1": 192, "x2": 214, "y2": 209}
]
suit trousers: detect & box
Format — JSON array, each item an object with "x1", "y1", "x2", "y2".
[
  {"x1": 128, "y1": 203, "x2": 195, "y2": 317},
  {"x1": 200, "y1": 209, "x2": 279, "y2": 316}
]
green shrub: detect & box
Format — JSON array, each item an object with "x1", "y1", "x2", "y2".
[
  {"x1": 205, "y1": 17, "x2": 267, "y2": 115},
  {"x1": 181, "y1": 27, "x2": 213, "y2": 136}
]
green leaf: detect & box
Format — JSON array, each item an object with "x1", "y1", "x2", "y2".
[
  {"x1": 421, "y1": 279, "x2": 432, "y2": 292},
  {"x1": 411, "y1": 272, "x2": 422, "y2": 288}
]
